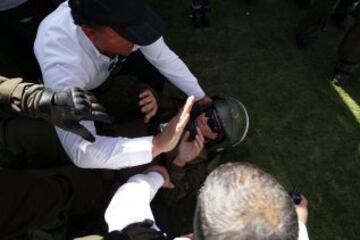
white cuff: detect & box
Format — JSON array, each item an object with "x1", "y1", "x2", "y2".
[{"x1": 298, "y1": 221, "x2": 309, "y2": 240}]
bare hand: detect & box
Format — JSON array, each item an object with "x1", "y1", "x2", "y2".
[
  {"x1": 144, "y1": 165, "x2": 174, "y2": 189},
  {"x1": 180, "y1": 233, "x2": 194, "y2": 240},
  {"x1": 174, "y1": 128, "x2": 204, "y2": 167},
  {"x1": 196, "y1": 95, "x2": 212, "y2": 106},
  {"x1": 295, "y1": 194, "x2": 308, "y2": 224},
  {"x1": 139, "y1": 89, "x2": 158, "y2": 123},
  {"x1": 152, "y1": 96, "x2": 195, "y2": 158}
]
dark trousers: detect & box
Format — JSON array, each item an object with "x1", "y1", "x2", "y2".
[
  {"x1": 0, "y1": 117, "x2": 121, "y2": 239},
  {"x1": 296, "y1": 0, "x2": 355, "y2": 38},
  {"x1": 192, "y1": 0, "x2": 210, "y2": 7},
  {"x1": 0, "y1": 117, "x2": 70, "y2": 169},
  {"x1": 0, "y1": 167, "x2": 114, "y2": 239},
  {"x1": 296, "y1": 0, "x2": 360, "y2": 64},
  {"x1": 338, "y1": 12, "x2": 360, "y2": 63},
  {"x1": 0, "y1": 0, "x2": 57, "y2": 82}
]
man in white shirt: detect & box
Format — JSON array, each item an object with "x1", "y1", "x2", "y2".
[
  {"x1": 103, "y1": 162, "x2": 310, "y2": 240},
  {"x1": 34, "y1": 0, "x2": 210, "y2": 169}
]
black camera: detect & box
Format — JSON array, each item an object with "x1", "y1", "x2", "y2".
[
  {"x1": 289, "y1": 186, "x2": 302, "y2": 205},
  {"x1": 186, "y1": 103, "x2": 222, "y2": 140}
]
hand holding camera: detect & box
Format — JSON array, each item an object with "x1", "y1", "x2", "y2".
[{"x1": 290, "y1": 186, "x2": 308, "y2": 224}]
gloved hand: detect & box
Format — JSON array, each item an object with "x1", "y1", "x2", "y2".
[
  {"x1": 103, "y1": 219, "x2": 167, "y2": 240},
  {"x1": 37, "y1": 87, "x2": 112, "y2": 142}
]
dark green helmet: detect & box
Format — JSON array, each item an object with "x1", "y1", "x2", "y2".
[{"x1": 211, "y1": 96, "x2": 249, "y2": 152}]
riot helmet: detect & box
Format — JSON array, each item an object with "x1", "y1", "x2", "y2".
[
  {"x1": 211, "y1": 96, "x2": 249, "y2": 151},
  {"x1": 188, "y1": 96, "x2": 249, "y2": 152}
]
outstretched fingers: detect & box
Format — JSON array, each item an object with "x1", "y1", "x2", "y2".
[{"x1": 176, "y1": 96, "x2": 195, "y2": 131}]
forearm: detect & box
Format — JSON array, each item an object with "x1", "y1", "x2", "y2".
[
  {"x1": 162, "y1": 163, "x2": 187, "y2": 205},
  {"x1": 139, "y1": 37, "x2": 205, "y2": 100},
  {"x1": 105, "y1": 172, "x2": 164, "y2": 231},
  {"x1": 56, "y1": 121, "x2": 154, "y2": 169},
  {"x1": 0, "y1": 76, "x2": 44, "y2": 116}
]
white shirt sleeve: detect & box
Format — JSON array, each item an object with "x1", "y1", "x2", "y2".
[
  {"x1": 298, "y1": 221, "x2": 309, "y2": 240},
  {"x1": 139, "y1": 37, "x2": 205, "y2": 100},
  {"x1": 56, "y1": 121, "x2": 153, "y2": 169},
  {"x1": 40, "y1": 64, "x2": 154, "y2": 169},
  {"x1": 37, "y1": 66, "x2": 152, "y2": 169},
  {"x1": 105, "y1": 172, "x2": 164, "y2": 232},
  {"x1": 35, "y1": 37, "x2": 154, "y2": 169}
]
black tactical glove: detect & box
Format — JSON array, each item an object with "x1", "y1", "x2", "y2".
[
  {"x1": 103, "y1": 219, "x2": 167, "y2": 240},
  {"x1": 37, "y1": 87, "x2": 112, "y2": 142}
]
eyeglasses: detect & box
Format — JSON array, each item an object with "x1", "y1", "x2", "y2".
[{"x1": 204, "y1": 108, "x2": 222, "y2": 133}]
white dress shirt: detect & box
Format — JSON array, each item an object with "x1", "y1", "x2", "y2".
[
  {"x1": 105, "y1": 173, "x2": 310, "y2": 240},
  {"x1": 34, "y1": 1, "x2": 205, "y2": 169}
]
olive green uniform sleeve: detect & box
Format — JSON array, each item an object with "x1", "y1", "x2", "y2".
[
  {"x1": 162, "y1": 155, "x2": 208, "y2": 206},
  {"x1": 0, "y1": 76, "x2": 44, "y2": 116}
]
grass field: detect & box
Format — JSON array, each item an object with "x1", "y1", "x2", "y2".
[
  {"x1": 150, "y1": 0, "x2": 360, "y2": 239},
  {"x1": 1, "y1": 0, "x2": 359, "y2": 239}
]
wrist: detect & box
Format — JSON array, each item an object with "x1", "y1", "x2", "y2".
[
  {"x1": 36, "y1": 88, "x2": 54, "y2": 116},
  {"x1": 146, "y1": 171, "x2": 165, "y2": 187},
  {"x1": 152, "y1": 135, "x2": 162, "y2": 158},
  {"x1": 173, "y1": 156, "x2": 186, "y2": 167},
  {"x1": 145, "y1": 171, "x2": 167, "y2": 192}
]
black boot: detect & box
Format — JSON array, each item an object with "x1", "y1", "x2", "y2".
[
  {"x1": 245, "y1": 0, "x2": 259, "y2": 5},
  {"x1": 191, "y1": 0, "x2": 211, "y2": 28},
  {"x1": 202, "y1": 5, "x2": 211, "y2": 27},
  {"x1": 191, "y1": 4, "x2": 203, "y2": 27},
  {"x1": 331, "y1": 60, "x2": 357, "y2": 86},
  {"x1": 331, "y1": 2, "x2": 357, "y2": 29},
  {"x1": 294, "y1": 0, "x2": 313, "y2": 8},
  {"x1": 295, "y1": 0, "x2": 340, "y2": 49}
]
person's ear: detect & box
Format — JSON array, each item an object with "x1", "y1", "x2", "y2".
[{"x1": 81, "y1": 26, "x2": 97, "y2": 42}]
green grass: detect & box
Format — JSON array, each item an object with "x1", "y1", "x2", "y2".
[
  {"x1": 0, "y1": 0, "x2": 359, "y2": 239},
  {"x1": 151, "y1": 0, "x2": 360, "y2": 239}
]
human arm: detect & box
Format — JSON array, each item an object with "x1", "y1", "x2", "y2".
[
  {"x1": 196, "y1": 95, "x2": 212, "y2": 107},
  {"x1": 174, "y1": 234, "x2": 193, "y2": 240},
  {"x1": 139, "y1": 37, "x2": 205, "y2": 100},
  {"x1": 53, "y1": 96, "x2": 194, "y2": 169},
  {"x1": 173, "y1": 128, "x2": 205, "y2": 167},
  {"x1": 34, "y1": 34, "x2": 158, "y2": 168},
  {"x1": 0, "y1": 76, "x2": 111, "y2": 142},
  {"x1": 162, "y1": 128, "x2": 206, "y2": 205},
  {"x1": 34, "y1": 20, "x2": 194, "y2": 168},
  {"x1": 295, "y1": 194, "x2": 308, "y2": 224},
  {"x1": 104, "y1": 166, "x2": 172, "y2": 232},
  {"x1": 103, "y1": 220, "x2": 167, "y2": 240},
  {"x1": 152, "y1": 96, "x2": 195, "y2": 158},
  {"x1": 295, "y1": 195, "x2": 309, "y2": 240},
  {"x1": 0, "y1": 76, "x2": 43, "y2": 114}
]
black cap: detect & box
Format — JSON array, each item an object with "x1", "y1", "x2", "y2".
[{"x1": 69, "y1": 0, "x2": 166, "y2": 45}]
